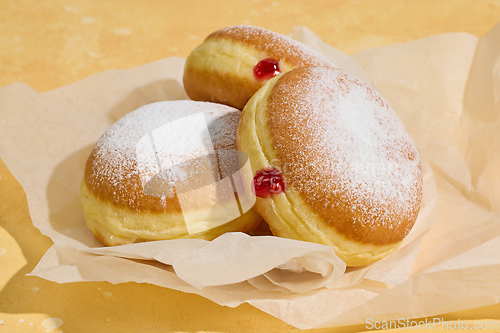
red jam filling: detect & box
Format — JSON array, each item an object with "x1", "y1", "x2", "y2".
[
  {"x1": 253, "y1": 58, "x2": 280, "y2": 81},
  {"x1": 252, "y1": 167, "x2": 285, "y2": 198}
]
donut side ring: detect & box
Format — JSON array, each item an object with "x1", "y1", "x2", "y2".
[{"x1": 81, "y1": 181, "x2": 261, "y2": 245}]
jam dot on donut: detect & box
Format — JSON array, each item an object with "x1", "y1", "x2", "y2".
[
  {"x1": 252, "y1": 167, "x2": 285, "y2": 198},
  {"x1": 254, "y1": 58, "x2": 280, "y2": 81}
]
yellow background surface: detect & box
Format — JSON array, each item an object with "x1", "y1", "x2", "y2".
[{"x1": 1, "y1": 1, "x2": 500, "y2": 332}]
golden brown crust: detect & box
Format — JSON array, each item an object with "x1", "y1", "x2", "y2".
[
  {"x1": 84, "y1": 144, "x2": 182, "y2": 213},
  {"x1": 205, "y1": 26, "x2": 334, "y2": 68},
  {"x1": 183, "y1": 67, "x2": 260, "y2": 111},
  {"x1": 265, "y1": 67, "x2": 423, "y2": 246},
  {"x1": 81, "y1": 180, "x2": 263, "y2": 246}
]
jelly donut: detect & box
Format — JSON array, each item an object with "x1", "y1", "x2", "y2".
[
  {"x1": 81, "y1": 100, "x2": 262, "y2": 246},
  {"x1": 237, "y1": 67, "x2": 423, "y2": 266},
  {"x1": 183, "y1": 25, "x2": 335, "y2": 110}
]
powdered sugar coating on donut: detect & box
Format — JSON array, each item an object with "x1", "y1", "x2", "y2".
[
  {"x1": 207, "y1": 25, "x2": 334, "y2": 68},
  {"x1": 84, "y1": 101, "x2": 240, "y2": 213},
  {"x1": 267, "y1": 67, "x2": 423, "y2": 244}
]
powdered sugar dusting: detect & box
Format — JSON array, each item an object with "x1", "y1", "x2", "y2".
[
  {"x1": 209, "y1": 25, "x2": 335, "y2": 68},
  {"x1": 267, "y1": 67, "x2": 423, "y2": 244},
  {"x1": 84, "y1": 101, "x2": 240, "y2": 212}
]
